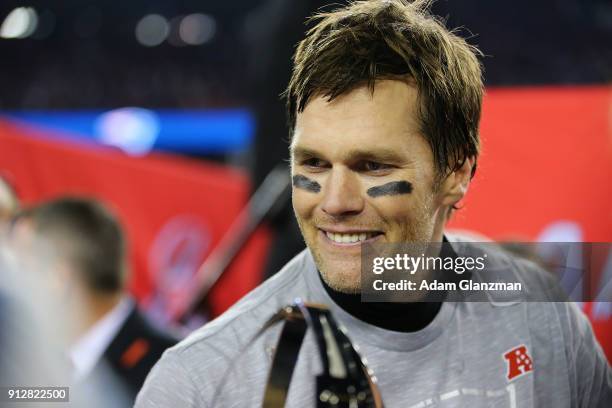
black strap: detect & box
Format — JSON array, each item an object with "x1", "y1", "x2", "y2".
[
  {"x1": 262, "y1": 315, "x2": 308, "y2": 407},
  {"x1": 261, "y1": 302, "x2": 384, "y2": 407}
]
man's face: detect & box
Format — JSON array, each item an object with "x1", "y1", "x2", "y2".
[
  {"x1": 9, "y1": 219, "x2": 70, "y2": 301},
  {"x1": 291, "y1": 80, "x2": 453, "y2": 293}
]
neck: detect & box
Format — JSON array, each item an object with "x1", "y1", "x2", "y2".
[
  {"x1": 319, "y1": 233, "x2": 458, "y2": 332},
  {"x1": 66, "y1": 291, "x2": 123, "y2": 343},
  {"x1": 320, "y1": 276, "x2": 443, "y2": 333},
  {"x1": 431, "y1": 206, "x2": 449, "y2": 244}
]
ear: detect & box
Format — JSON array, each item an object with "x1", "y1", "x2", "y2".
[
  {"x1": 439, "y1": 156, "x2": 476, "y2": 207},
  {"x1": 47, "y1": 260, "x2": 73, "y2": 294}
]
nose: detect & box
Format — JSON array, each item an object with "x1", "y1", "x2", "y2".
[{"x1": 320, "y1": 167, "x2": 364, "y2": 217}]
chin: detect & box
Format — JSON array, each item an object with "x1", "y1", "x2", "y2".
[
  {"x1": 331, "y1": 282, "x2": 361, "y2": 295},
  {"x1": 318, "y1": 261, "x2": 362, "y2": 294}
]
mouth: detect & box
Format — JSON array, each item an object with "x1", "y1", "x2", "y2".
[{"x1": 319, "y1": 229, "x2": 384, "y2": 245}]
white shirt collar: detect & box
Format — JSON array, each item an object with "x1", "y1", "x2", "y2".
[{"x1": 68, "y1": 296, "x2": 133, "y2": 382}]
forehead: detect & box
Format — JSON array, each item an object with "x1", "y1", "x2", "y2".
[{"x1": 291, "y1": 80, "x2": 425, "y2": 159}]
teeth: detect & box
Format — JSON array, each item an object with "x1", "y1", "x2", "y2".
[{"x1": 325, "y1": 231, "x2": 377, "y2": 244}]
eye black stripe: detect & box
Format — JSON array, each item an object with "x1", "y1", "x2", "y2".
[
  {"x1": 367, "y1": 181, "x2": 413, "y2": 197},
  {"x1": 292, "y1": 175, "x2": 321, "y2": 193}
]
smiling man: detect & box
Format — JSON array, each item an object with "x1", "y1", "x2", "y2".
[
  {"x1": 136, "y1": 1, "x2": 610, "y2": 407},
  {"x1": 290, "y1": 80, "x2": 473, "y2": 294}
]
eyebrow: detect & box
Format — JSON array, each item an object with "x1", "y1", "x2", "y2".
[
  {"x1": 291, "y1": 146, "x2": 321, "y2": 160},
  {"x1": 291, "y1": 146, "x2": 408, "y2": 164},
  {"x1": 346, "y1": 149, "x2": 407, "y2": 164}
]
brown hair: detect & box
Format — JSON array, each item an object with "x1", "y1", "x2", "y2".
[
  {"x1": 285, "y1": 0, "x2": 483, "y2": 180},
  {"x1": 28, "y1": 197, "x2": 127, "y2": 294}
]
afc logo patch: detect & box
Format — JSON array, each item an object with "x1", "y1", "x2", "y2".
[{"x1": 503, "y1": 344, "x2": 534, "y2": 381}]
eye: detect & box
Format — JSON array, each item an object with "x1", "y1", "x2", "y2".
[
  {"x1": 302, "y1": 157, "x2": 328, "y2": 168},
  {"x1": 359, "y1": 161, "x2": 393, "y2": 173},
  {"x1": 302, "y1": 158, "x2": 330, "y2": 170}
]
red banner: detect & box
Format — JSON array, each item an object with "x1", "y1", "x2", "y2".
[
  {"x1": 0, "y1": 120, "x2": 271, "y2": 318},
  {"x1": 449, "y1": 86, "x2": 611, "y2": 241}
]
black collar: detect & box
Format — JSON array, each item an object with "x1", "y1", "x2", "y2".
[{"x1": 319, "y1": 237, "x2": 458, "y2": 333}]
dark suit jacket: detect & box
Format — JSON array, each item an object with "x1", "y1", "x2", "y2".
[{"x1": 83, "y1": 304, "x2": 179, "y2": 407}]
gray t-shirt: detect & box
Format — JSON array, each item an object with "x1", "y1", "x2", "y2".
[{"x1": 136, "y1": 242, "x2": 611, "y2": 407}]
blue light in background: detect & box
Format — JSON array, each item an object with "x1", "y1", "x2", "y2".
[
  {"x1": 95, "y1": 108, "x2": 160, "y2": 155},
  {"x1": 1, "y1": 108, "x2": 255, "y2": 155}
]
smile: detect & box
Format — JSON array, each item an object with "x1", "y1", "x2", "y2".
[{"x1": 321, "y1": 230, "x2": 383, "y2": 244}]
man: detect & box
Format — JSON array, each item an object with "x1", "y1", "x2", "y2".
[
  {"x1": 11, "y1": 197, "x2": 178, "y2": 406},
  {"x1": 137, "y1": 1, "x2": 610, "y2": 406}
]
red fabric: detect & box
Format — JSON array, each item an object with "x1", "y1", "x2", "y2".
[
  {"x1": 0, "y1": 120, "x2": 271, "y2": 318},
  {"x1": 449, "y1": 86, "x2": 611, "y2": 241}
]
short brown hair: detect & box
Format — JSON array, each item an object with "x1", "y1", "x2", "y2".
[
  {"x1": 285, "y1": 0, "x2": 483, "y2": 179},
  {"x1": 28, "y1": 197, "x2": 127, "y2": 294}
]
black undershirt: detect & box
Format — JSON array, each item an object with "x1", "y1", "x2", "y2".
[
  {"x1": 320, "y1": 276, "x2": 443, "y2": 332},
  {"x1": 320, "y1": 237, "x2": 458, "y2": 333}
]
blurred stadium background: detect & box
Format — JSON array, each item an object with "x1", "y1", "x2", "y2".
[{"x1": 0, "y1": 0, "x2": 610, "y2": 359}]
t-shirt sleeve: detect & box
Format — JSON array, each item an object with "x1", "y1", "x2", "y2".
[
  {"x1": 134, "y1": 349, "x2": 204, "y2": 408},
  {"x1": 562, "y1": 302, "x2": 612, "y2": 407}
]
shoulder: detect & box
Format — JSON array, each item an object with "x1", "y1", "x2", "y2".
[
  {"x1": 135, "y1": 249, "x2": 315, "y2": 407},
  {"x1": 106, "y1": 303, "x2": 178, "y2": 368},
  {"x1": 448, "y1": 236, "x2": 560, "y2": 303},
  {"x1": 447, "y1": 236, "x2": 578, "y2": 333},
  {"x1": 179, "y1": 248, "x2": 312, "y2": 349},
  {"x1": 448, "y1": 235, "x2": 611, "y2": 403}
]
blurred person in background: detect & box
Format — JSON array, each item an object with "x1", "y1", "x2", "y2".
[
  {"x1": 10, "y1": 197, "x2": 178, "y2": 406},
  {"x1": 0, "y1": 176, "x2": 75, "y2": 405}
]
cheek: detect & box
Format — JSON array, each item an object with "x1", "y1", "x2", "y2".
[
  {"x1": 368, "y1": 189, "x2": 433, "y2": 223},
  {"x1": 292, "y1": 188, "x2": 319, "y2": 221},
  {"x1": 369, "y1": 196, "x2": 413, "y2": 222}
]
